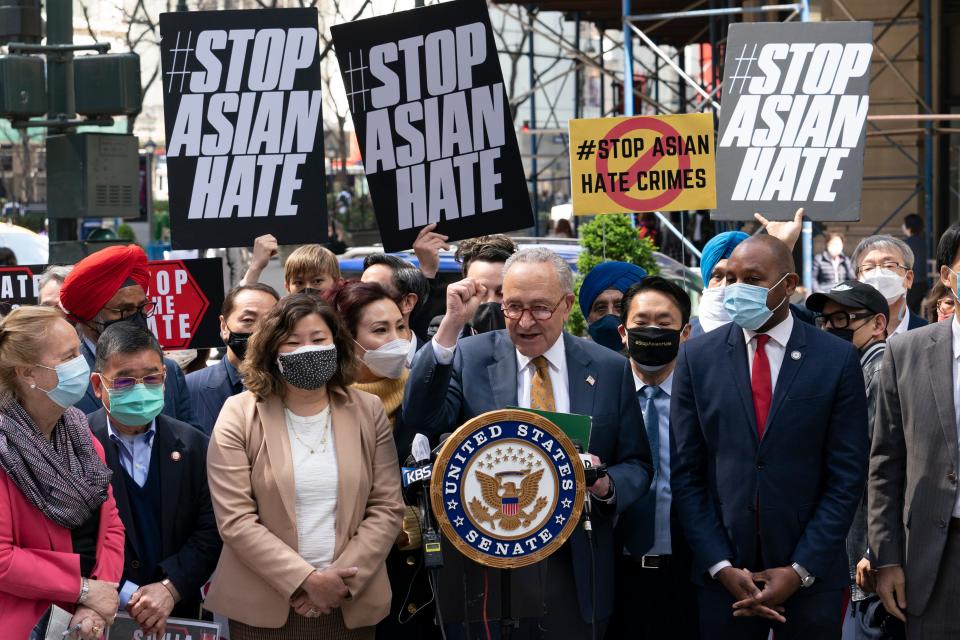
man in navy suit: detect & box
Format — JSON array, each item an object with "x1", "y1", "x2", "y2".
[
  {"x1": 671, "y1": 235, "x2": 869, "y2": 639},
  {"x1": 87, "y1": 322, "x2": 221, "y2": 637},
  {"x1": 186, "y1": 283, "x2": 279, "y2": 434},
  {"x1": 402, "y1": 247, "x2": 652, "y2": 639}
]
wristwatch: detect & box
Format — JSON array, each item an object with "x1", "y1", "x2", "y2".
[{"x1": 791, "y1": 562, "x2": 816, "y2": 588}]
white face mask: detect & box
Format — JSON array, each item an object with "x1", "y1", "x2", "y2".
[
  {"x1": 359, "y1": 338, "x2": 412, "y2": 379},
  {"x1": 698, "y1": 286, "x2": 731, "y2": 333},
  {"x1": 861, "y1": 268, "x2": 906, "y2": 304}
]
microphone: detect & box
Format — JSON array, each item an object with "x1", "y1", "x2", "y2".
[
  {"x1": 578, "y1": 453, "x2": 608, "y2": 488},
  {"x1": 575, "y1": 448, "x2": 596, "y2": 538},
  {"x1": 401, "y1": 434, "x2": 437, "y2": 501},
  {"x1": 412, "y1": 433, "x2": 431, "y2": 464},
  {"x1": 410, "y1": 433, "x2": 443, "y2": 569}
]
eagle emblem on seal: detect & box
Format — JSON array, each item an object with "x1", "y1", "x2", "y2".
[{"x1": 470, "y1": 469, "x2": 549, "y2": 531}]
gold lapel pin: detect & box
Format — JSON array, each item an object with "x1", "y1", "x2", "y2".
[
  {"x1": 586, "y1": 375, "x2": 596, "y2": 386},
  {"x1": 171, "y1": 451, "x2": 182, "y2": 462}
]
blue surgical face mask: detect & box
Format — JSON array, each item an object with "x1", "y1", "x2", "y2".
[
  {"x1": 587, "y1": 314, "x2": 625, "y2": 352},
  {"x1": 106, "y1": 383, "x2": 165, "y2": 427},
  {"x1": 723, "y1": 274, "x2": 789, "y2": 331},
  {"x1": 35, "y1": 354, "x2": 91, "y2": 408}
]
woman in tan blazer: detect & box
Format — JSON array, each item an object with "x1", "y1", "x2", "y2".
[{"x1": 205, "y1": 293, "x2": 404, "y2": 639}]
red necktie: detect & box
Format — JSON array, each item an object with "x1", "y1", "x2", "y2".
[{"x1": 752, "y1": 334, "x2": 772, "y2": 439}]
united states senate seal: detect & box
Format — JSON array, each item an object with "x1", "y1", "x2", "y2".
[{"x1": 431, "y1": 409, "x2": 585, "y2": 569}]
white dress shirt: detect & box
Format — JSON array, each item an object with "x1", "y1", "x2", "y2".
[
  {"x1": 743, "y1": 312, "x2": 794, "y2": 391},
  {"x1": 892, "y1": 304, "x2": 910, "y2": 336},
  {"x1": 951, "y1": 318, "x2": 960, "y2": 518},
  {"x1": 431, "y1": 335, "x2": 570, "y2": 413},
  {"x1": 709, "y1": 313, "x2": 796, "y2": 578},
  {"x1": 516, "y1": 336, "x2": 570, "y2": 413}
]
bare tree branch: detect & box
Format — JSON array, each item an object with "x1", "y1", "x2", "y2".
[{"x1": 78, "y1": 1, "x2": 98, "y2": 42}]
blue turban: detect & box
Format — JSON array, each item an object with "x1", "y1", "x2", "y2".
[
  {"x1": 700, "y1": 231, "x2": 749, "y2": 288},
  {"x1": 578, "y1": 261, "x2": 647, "y2": 318}
]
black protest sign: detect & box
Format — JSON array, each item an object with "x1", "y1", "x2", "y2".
[
  {"x1": 331, "y1": 0, "x2": 533, "y2": 252},
  {"x1": 159, "y1": 8, "x2": 328, "y2": 249},
  {"x1": 0, "y1": 265, "x2": 44, "y2": 311},
  {"x1": 0, "y1": 260, "x2": 224, "y2": 351},
  {"x1": 714, "y1": 22, "x2": 874, "y2": 221}
]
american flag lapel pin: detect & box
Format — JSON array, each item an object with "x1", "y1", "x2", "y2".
[{"x1": 586, "y1": 375, "x2": 596, "y2": 386}]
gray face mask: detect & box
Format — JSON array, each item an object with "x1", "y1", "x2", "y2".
[{"x1": 277, "y1": 344, "x2": 338, "y2": 390}]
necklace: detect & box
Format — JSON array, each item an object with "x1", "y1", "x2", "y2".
[{"x1": 287, "y1": 408, "x2": 331, "y2": 455}]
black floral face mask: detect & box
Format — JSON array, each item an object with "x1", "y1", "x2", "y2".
[{"x1": 276, "y1": 344, "x2": 338, "y2": 390}]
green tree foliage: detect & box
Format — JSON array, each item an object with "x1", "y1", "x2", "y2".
[{"x1": 567, "y1": 214, "x2": 660, "y2": 336}]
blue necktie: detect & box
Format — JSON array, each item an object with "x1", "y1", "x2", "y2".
[
  {"x1": 641, "y1": 386, "x2": 661, "y2": 473},
  {"x1": 630, "y1": 385, "x2": 660, "y2": 555}
]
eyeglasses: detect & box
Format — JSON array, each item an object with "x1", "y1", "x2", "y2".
[
  {"x1": 502, "y1": 296, "x2": 567, "y2": 321},
  {"x1": 99, "y1": 372, "x2": 166, "y2": 392},
  {"x1": 101, "y1": 301, "x2": 157, "y2": 320},
  {"x1": 815, "y1": 310, "x2": 874, "y2": 330},
  {"x1": 856, "y1": 261, "x2": 908, "y2": 276}
]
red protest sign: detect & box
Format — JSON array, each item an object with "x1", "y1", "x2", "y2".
[{"x1": 147, "y1": 260, "x2": 211, "y2": 350}]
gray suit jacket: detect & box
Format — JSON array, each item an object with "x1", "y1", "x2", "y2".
[{"x1": 868, "y1": 320, "x2": 960, "y2": 614}]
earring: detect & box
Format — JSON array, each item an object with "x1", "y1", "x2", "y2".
[{"x1": 29, "y1": 384, "x2": 35, "y2": 389}]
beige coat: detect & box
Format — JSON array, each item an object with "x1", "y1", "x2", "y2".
[{"x1": 204, "y1": 386, "x2": 404, "y2": 629}]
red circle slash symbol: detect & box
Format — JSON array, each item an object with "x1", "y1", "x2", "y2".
[{"x1": 595, "y1": 117, "x2": 692, "y2": 211}]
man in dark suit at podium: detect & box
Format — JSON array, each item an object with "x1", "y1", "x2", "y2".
[
  {"x1": 402, "y1": 247, "x2": 652, "y2": 638},
  {"x1": 671, "y1": 235, "x2": 868, "y2": 639}
]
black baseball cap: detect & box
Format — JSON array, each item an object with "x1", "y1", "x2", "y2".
[{"x1": 805, "y1": 280, "x2": 890, "y2": 321}]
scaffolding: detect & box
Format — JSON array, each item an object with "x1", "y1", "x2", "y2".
[{"x1": 492, "y1": 0, "x2": 948, "y2": 287}]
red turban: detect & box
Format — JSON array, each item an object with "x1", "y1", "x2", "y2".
[{"x1": 60, "y1": 245, "x2": 151, "y2": 322}]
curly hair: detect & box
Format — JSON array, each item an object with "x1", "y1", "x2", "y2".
[
  {"x1": 454, "y1": 235, "x2": 517, "y2": 276},
  {"x1": 241, "y1": 293, "x2": 355, "y2": 399}
]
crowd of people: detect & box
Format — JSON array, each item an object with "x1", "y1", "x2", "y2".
[{"x1": 0, "y1": 212, "x2": 958, "y2": 640}]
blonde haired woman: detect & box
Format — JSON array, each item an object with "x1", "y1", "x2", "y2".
[
  {"x1": 205, "y1": 293, "x2": 404, "y2": 639},
  {"x1": 0, "y1": 306, "x2": 124, "y2": 639}
]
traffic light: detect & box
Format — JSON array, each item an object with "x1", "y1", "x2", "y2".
[
  {"x1": 74, "y1": 53, "x2": 142, "y2": 116},
  {"x1": 0, "y1": 54, "x2": 45, "y2": 117}
]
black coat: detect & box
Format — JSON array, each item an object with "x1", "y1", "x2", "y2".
[{"x1": 88, "y1": 410, "x2": 222, "y2": 619}]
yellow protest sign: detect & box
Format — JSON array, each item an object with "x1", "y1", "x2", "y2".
[{"x1": 569, "y1": 113, "x2": 717, "y2": 215}]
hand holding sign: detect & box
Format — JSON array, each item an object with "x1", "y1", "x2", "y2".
[
  {"x1": 754, "y1": 207, "x2": 804, "y2": 251},
  {"x1": 413, "y1": 223, "x2": 449, "y2": 279},
  {"x1": 242, "y1": 234, "x2": 279, "y2": 285}
]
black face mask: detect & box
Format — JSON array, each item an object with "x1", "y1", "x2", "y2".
[
  {"x1": 95, "y1": 311, "x2": 149, "y2": 336},
  {"x1": 225, "y1": 331, "x2": 252, "y2": 360},
  {"x1": 826, "y1": 327, "x2": 855, "y2": 343},
  {"x1": 470, "y1": 302, "x2": 506, "y2": 335},
  {"x1": 627, "y1": 327, "x2": 682, "y2": 372}
]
